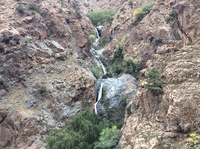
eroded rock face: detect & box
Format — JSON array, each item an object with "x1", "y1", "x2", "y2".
[
  {"x1": 0, "y1": 0, "x2": 96, "y2": 148},
  {"x1": 112, "y1": 0, "x2": 200, "y2": 148}
]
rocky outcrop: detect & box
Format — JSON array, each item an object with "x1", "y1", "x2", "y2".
[
  {"x1": 0, "y1": 0, "x2": 96, "y2": 148},
  {"x1": 107, "y1": 0, "x2": 200, "y2": 148}
]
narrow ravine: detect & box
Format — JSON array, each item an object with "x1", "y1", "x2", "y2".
[{"x1": 91, "y1": 27, "x2": 138, "y2": 115}]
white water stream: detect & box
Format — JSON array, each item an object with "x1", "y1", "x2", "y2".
[{"x1": 92, "y1": 27, "x2": 137, "y2": 115}]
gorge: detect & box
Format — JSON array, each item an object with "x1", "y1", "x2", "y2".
[{"x1": 0, "y1": 0, "x2": 200, "y2": 148}]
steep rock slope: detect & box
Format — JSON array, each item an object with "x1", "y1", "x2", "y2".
[
  {"x1": 84, "y1": 0, "x2": 200, "y2": 148},
  {"x1": 108, "y1": 0, "x2": 200, "y2": 148},
  {"x1": 0, "y1": 0, "x2": 97, "y2": 148}
]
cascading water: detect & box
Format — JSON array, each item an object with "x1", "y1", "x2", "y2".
[
  {"x1": 92, "y1": 26, "x2": 137, "y2": 115},
  {"x1": 94, "y1": 83, "x2": 104, "y2": 114}
]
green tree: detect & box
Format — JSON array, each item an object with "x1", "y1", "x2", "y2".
[
  {"x1": 133, "y1": 2, "x2": 154, "y2": 21},
  {"x1": 16, "y1": 5, "x2": 25, "y2": 14},
  {"x1": 88, "y1": 9, "x2": 115, "y2": 26},
  {"x1": 111, "y1": 44, "x2": 124, "y2": 74},
  {"x1": 144, "y1": 67, "x2": 163, "y2": 94},
  {"x1": 94, "y1": 125, "x2": 121, "y2": 149},
  {"x1": 47, "y1": 109, "x2": 105, "y2": 149}
]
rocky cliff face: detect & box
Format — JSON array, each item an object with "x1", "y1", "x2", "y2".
[
  {"x1": 95, "y1": 0, "x2": 200, "y2": 148},
  {"x1": 0, "y1": 0, "x2": 97, "y2": 148},
  {"x1": 0, "y1": 0, "x2": 200, "y2": 148},
  {"x1": 81, "y1": 0, "x2": 200, "y2": 148}
]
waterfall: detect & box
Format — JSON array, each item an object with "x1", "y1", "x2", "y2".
[
  {"x1": 94, "y1": 83, "x2": 104, "y2": 114},
  {"x1": 100, "y1": 61, "x2": 106, "y2": 75},
  {"x1": 94, "y1": 27, "x2": 100, "y2": 47}
]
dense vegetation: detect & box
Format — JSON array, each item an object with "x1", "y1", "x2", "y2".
[
  {"x1": 133, "y1": 2, "x2": 154, "y2": 21},
  {"x1": 47, "y1": 109, "x2": 122, "y2": 149},
  {"x1": 110, "y1": 43, "x2": 141, "y2": 78},
  {"x1": 144, "y1": 67, "x2": 163, "y2": 94},
  {"x1": 91, "y1": 66, "x2": 103, "y2": 79},
  {"x1": 88, "y1": 9, "x2": 115, "y2": 26}
]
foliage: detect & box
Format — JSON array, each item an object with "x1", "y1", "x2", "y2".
[
  {"x1": 38, "y1": 85, "x2": 47, "y2": 95},
  {"x1": 165, "y1": 11, "x2": 177, "y2": 24},
  {"x1": 23, "y1": 36, "x2": 32, "y2": 44},
  {"x1": 98, "y1": 36, "x2": 110, "y2": 49},
  {"x1": 133, "y1": 2, "x2": 154, "y2": 21},
  {"x1": 88, "y1": 9, "x2": 115, "y2": 26},
  {"x1": 125, "y1": 58, "x2": 142, "y2": 76},
  {"x1": 16, "y1": 5, "x2": 25, "y2": 14},
  {"x1": 103, "y1": 98, "x2": 127, "y2": 129},
  {"x1": 94, "y1": 125, "x2": 121, "y2": 149},
  {"x1": 187, "y1": 133, "x2": 200, "y2": 148},
  {"x1": 111, "y1": 44, "x2": 124, "y2": 74},
  {"x1": 75, "y1": 10, "x2": 82, "y2": 19},
  {"x1": 89, "y1": 34, "x2": 96, "y2": 43},
  {"x1": 49, "y1": 20, "x2": 56, "y2": 27},
  {"x1": 144, "y1": 67, "x2": 163, "y2": 94},
  {"x1": 28, "y1": 3, "x2": 38, "y2": 11},
  {"x1": 58, "y1": 8, "x2": 63, "y2": 13},
  {"x1": 128, "y1": 0, "x2": 133, "y2": 7},
  {"x1": 91, "y1": 66, "x2": 103, "y2": 79},
  {"x1": 47, "y1": 109, "x2": 105, "y2": 149},
  {"x1": 126, "y1": 105, "x2": 132, "y2": 116}
]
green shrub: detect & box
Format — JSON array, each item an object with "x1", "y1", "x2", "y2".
[
  {"x1": 47, "y1": 109, "x2": 105, "y2": 149},
  {"x1": 128, "y1": 0, "x2": 133, "y2": 7},
  {"x1": 91, "y1": 66, "x2": 103, "y2": 79},
  {"x1": 165, "y1": 11, "x2": 177, "y2": 24},
  {"x1": 94, "y1": 125, "x2": 121, "y2": 149},
  {"x1": 89, "y1": 34, "x2": 96, "y2": 43},
  {"x1": 28, "y1": 3, "x2": 38, "y2": 11},
  {"x1": 0, "y1": 67, "x2": 7, "y2": 75},
  {"x1": 103, "y1": 98, "x2": 127, "y2": 129},
  {"x1": 187, "y1": 132, "x2": 200, "y2": 149},
  {"x1": 126, "y1": 105, "x2": 132, "y2": 116},
  {"x1": 133, "y1": 2, "x2": 154, "y2": 21},
  {"x1": 38, "y1": 85, "x2": 47, "y2": 95},
  {"x1": 144, "y1": 67, "x2": 163, "y2": 94},
  {"x1": 88, "y1": 9, "x2": 115, "y2": 26},
  {"x1": 16, "y1": 5, "x2": 25, "y2": 14},
  {"x1": 125, "y1": 57, "x2": 142, "y2": 76},
  {"x1": 23, "y1": 36, "x2": 32, "y2": 44},
  {"x1": 58, "y1": 8, "x2": 63, "y2": 13},
  {"x1": 75, "y1": 10, "x2": 82, "y2": 19},
  {"x1": 98, "y1": 36, "x2": 110, "y2": 49},
  {"x1": 111, "y1": 44, "x2": 124, "y2": 74}
]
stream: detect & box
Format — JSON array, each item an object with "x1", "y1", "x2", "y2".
[{"x1": 92, "y1": 27, "x2": 137, "y2": 115}]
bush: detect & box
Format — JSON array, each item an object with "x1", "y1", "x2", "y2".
[
  {"x1": 126, "y1": 105, "x2": 132, "y2": 116},
  {"x1": 91, "y1": 66, "x2": 103, "y2": 79},
  {"x1": 23, "y1": 36, "x2": 32, "y2": 44},
  {"x1": 111, "y1": 44, "x2": 124, "y2": 74},
  {"x1": 38, "y1": 85, "x2": 47, "y2": 95},
  {"x1": 58, "y1": 8, "x2": 63, "y2": 13},
  {"x1": 89, "y1": 34, "x2": 96, "y2": 43},
  {"x1": 128, "y1": 0, "x2": 133, "y2": 7},
  {"x1": 47, "y1": 109, "x2": 105, "y2": 149},
  {"x1": 88, "y1": 9, "x2": 115, "y2": 26},
  {"x1": 144, "y1": 67, "x2": 163, "y2": 94},
  {"x1": 165, "y1": 11, "x2": 177, "y2": 24},
  {"x1": 133, "y1": 2, "x2": 154, "y2": 21},
  {"x1": 16, "y1": 5, "x2": 25, "y2": 14},
  {"x1": 28, "y1": 3, "x2": 38, "y2": 11},
  {"x1": 187, "y1": 132, "x2": 200, "y2": 148},
  {"x1": 75, "y1": 10, "x2": 82, "y2": 19},
  {"x1": 125, "y1": 57, "x2": 142, "y2": 76},
  {"x1": 94, "y1": 125, "x2": 121, "y2": 149}
]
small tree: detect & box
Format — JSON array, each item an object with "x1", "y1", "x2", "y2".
[
  {"x1": 144, "y1": 67, "x2": 163, "y2": 94},
  {"x1": 111, "y1": 44, "x2": 124, "y2": 74},
  {"x1": 94, "y1": 125, "x2": 121, "y2": 149},
  {"x1": 16, "y1": 5, "x2": 25, "y2": 14}
]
